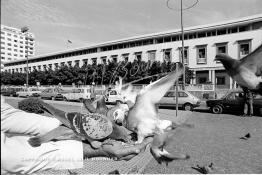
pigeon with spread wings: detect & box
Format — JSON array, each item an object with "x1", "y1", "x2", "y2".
[
  {"x1": 215, "y1": 44, "x2": 262, "y2": 94},
  {"x1": 122, "y1": 62, "x2": 192, "y2": 164}
]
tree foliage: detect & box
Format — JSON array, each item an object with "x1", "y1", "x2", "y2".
[{"x1": 1, "y1": 61, "x2": 194, "y2": 86}]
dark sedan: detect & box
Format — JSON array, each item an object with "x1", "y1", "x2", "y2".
[{"x1": 206, "y1": 90, "x2": 262, "y2": 116}]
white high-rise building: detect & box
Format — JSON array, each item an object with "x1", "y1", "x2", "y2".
[{"x1": 1, "y1": 25, "x2": 35, "y2": 71}]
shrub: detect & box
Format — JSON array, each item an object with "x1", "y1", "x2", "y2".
[{"x1": 18, "y1": 98, "x2": 45, "y2": 114}]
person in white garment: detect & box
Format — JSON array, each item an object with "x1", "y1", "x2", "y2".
[{"x1": 1, "y1": 96, "x2": 152, "y2": 174}]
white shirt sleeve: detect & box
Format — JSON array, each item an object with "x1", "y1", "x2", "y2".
[
  {"x1": 1, "y1": 96, "x2": 84, "y2": 174},
  {"x1": 1, "y1": 132, "x2": 83, "y2": 174}
]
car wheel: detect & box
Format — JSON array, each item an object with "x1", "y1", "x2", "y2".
[
  {"x1": 184, "y1": 103, "x2": 193, "y2": 111},
  {"x1": 211, "y1": 105, "x2": 223, "y2": 114}
]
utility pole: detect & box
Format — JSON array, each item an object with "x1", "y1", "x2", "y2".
[
  {"x1": 21, "y1": 26, "x2": 29, "y2": 88},
  {"x1": 180, "y1": 0, "x2": 185, "y2": 90}
]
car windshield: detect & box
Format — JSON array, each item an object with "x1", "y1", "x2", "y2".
[{"x1": 221, "y1": 90, "x2": 234, "y2": 99}]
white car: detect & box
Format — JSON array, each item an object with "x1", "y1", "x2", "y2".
[
  {"x1": 63, "y1": 88, "x2": 91, "y2": 102},
  {"x1": 17, "y1": 88, "x2": 42, "y2": 98},
  {"x1": 158, "y1": 90, "x2": 201, "y2": 111},
  {"x1": 105, "y1": 89, "x2": 125, "y2": 104}
]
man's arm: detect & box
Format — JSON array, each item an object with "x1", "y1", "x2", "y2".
[
  {"x1": 1, "y1": 132, "x2": 84, "y2": 174},
  {"x1": 1, "y1": 96, "x2": 61, "y2": 136}
]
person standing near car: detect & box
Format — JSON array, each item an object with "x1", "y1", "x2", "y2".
[{"x1": 243, "y1": 88, "x2": 254, "y2": 117}]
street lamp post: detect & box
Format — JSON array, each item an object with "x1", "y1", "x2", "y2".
[
  {"x1": 166, "y1": 0, "x2": 199, "y2": 90},
  {"x1": 180, "y1": 0, "x2": 185, "y2": 90},
  {"x1": 21, "y1": 26, "x2": 29, "y2": 88}
]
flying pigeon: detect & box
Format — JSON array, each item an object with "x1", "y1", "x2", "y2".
[
  {"x1": 28, "y1": 99, "x2": 131, "y2": 148},
  {"x1": 119, "y1": 63, "x2": 193, "y2": 163},
  {"x1": 124, "y1": 63, "x2": 184, "y2": 143},
  {"x1": 215, "y1": 44, "x2": 262, "y2": 94},
  {"x1": 239, "y1": 133, "x2": 251, "y2": 140}
]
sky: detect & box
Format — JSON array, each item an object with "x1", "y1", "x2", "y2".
[{"x1": 1, "y1": 0, "x2": 262, "y2": 56}]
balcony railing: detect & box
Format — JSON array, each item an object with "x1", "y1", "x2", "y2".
[{"x1": 197, "y1": 58, "x2": 207, "y2": 64}]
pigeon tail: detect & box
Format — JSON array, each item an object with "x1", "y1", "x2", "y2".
[
  {"x1": 40, "y1": 101, "x2": 71, "y2": 127},
  {"x1": 83, "y1": 99, "x2": 96, "y2": 113}
]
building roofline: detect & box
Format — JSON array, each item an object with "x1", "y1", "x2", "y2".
[{"x1": 4, "y1": 14, "x2": 262, "y2": 65}]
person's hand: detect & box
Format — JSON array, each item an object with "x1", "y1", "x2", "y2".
[{"x1": 101, "y1": 137, "x2": 153, "y2": 161}]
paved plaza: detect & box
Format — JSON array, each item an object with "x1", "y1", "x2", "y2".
[{"x1": 5, "y1": 97, "x2": 262, "y2": 174}]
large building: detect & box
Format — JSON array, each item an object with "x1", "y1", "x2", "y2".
[
  {"x1": 3, "y1": 14, "x2": 262, "y2": 89},
  {"x1": 1, "y1": 25, "x2": 35, "y2": 70}
]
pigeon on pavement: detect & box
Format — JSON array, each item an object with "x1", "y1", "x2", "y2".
[
  {"x1": 215, "y1": 44, "x2": 262, "y2": 94},
  {"x1": 192, "y1": 163, "x2": 215, "y2": 174},
  {"x1": 240, "y1": 133, "x2": 251, "y2": 140}
]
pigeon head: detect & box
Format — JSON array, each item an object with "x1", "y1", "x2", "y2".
[{"x1": 215, "y1": 54, "x2": 239, "y2": 73}]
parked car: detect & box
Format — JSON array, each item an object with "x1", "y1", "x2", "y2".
[
  {"x1": 1, "y1": 87, "x2": 21, "y2": 97},
  {"x1": 39, "y1": 87, "x2": 68, "y2": 100},
  {"x1": 105, "y1": 89, "x2": 125, "y2": 104},
  {"x1": 16, "y1": 87, "x2": 42, "y2": 98},
  {"x1": 63, "y1": 88, "x2": 91, "y2": 102},
  {"x1": 206, "y1": 90, "x2": 262, "y2": 115},
  {"x1": 158, "y1": 90, "x2": 201, "y2": 111}
]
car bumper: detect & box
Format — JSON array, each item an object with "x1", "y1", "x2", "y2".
[{"x1": 192, "y1": 101, "x2": 201, "y2": 108}]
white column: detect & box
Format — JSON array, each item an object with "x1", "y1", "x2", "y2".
[
  {"x1": 211, "y1": 70, "x2": 215, "y2": 84},
  {"x1": 208, "y1": 70, "x2": 212, "y2": 83}
]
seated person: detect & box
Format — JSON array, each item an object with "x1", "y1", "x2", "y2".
[{"x1": 1, "y1": 96, "x2": 151, "y2": 174}]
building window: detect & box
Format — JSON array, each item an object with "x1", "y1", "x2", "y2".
[
  {"x1": 111, "y1": 55, "x2": 118, "y2": 63},
  {"x1": 163, "y1": 49, "x2": 171, "y2": 62},
  {"x1": 238, "y1": 40, "x2": 251, "y2": 58},
  {"x1": 135, "y1": 52, "x2": 142, "y2": 62},
  {"x1": 101, "y1": 57, "x2": 107, "y2": 64},
  {"x1": 92, "y1": 58, "x2": 97, "y2": 65},
  {"x1": 83, "y1": 59, "x2": 88, "y2": 65},
  {"x1": 196, "y1": 45, "x2": 207, "y2": 64},
  {"x1": 216, "y1": 42, "x2": 228, "y2": 63},
  {"x1": 67, "y1": 61, "x2": 72, "y2": 67},
  {"x1": 216, "y1": 76, "x2": 225, "y2": 85},
  {"x1": 216, "y1": 42, "x2": 228, "y2": 54},
  {"x1": 148, "y1": 50, "x2": 156, "y2": 62},
  {"x1": 179, "y1": 47, "x2": 189, "y2": 65},
  {"x1": 75, "y1": 60, "x2": 80, "y2": 67},
  {"x1": 122, "y1": 54, "x2": 129, "y2": 62}
]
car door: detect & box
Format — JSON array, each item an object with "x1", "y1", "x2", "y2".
[
  {"x1": 178, "y1": 92, "x2": 189, "y2": 107},
  {"x1": 223, "y1": 92, "x2": 244, "y2": 110},
  {"x1": 159, "y1": 91, "x2": 176, "y2": 106}
]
